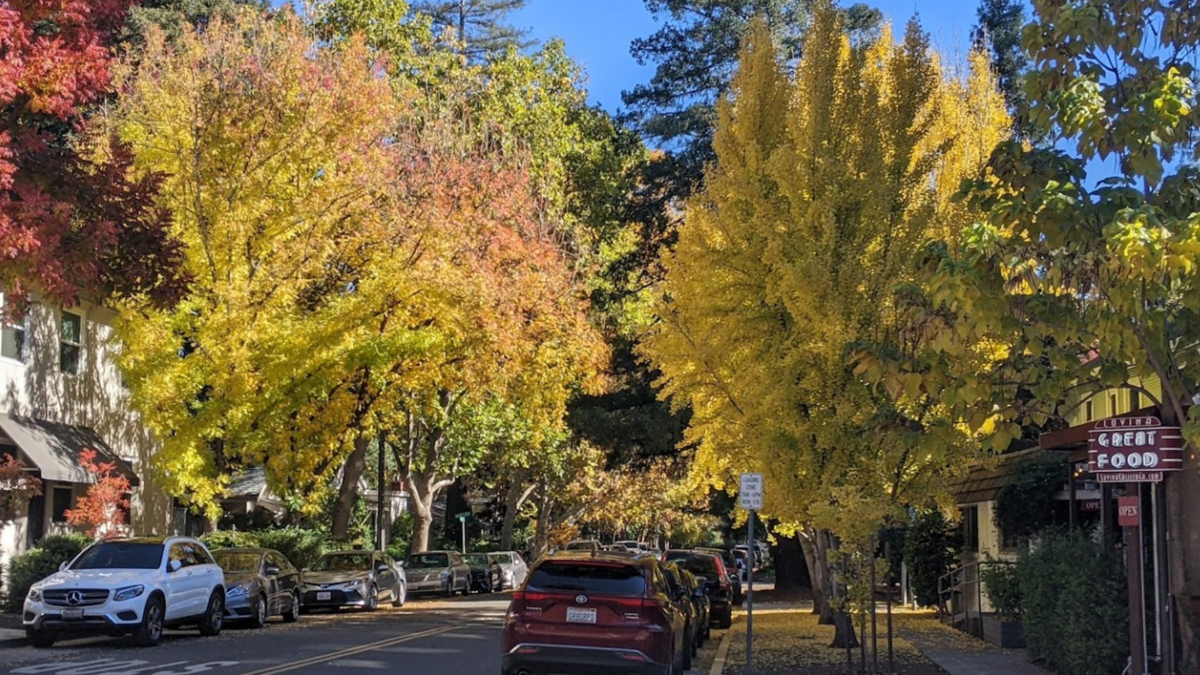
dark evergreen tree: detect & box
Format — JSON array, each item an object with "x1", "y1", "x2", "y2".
[
  {"x1": 409, "y1": 0, "x2": 534, "y2": 62},
  {"x1": 971, "y1": 0, "x2": 1037, "y2": 138},
  {"x1": 122, "y1": 0, "x2": 269, "y2": 45}
]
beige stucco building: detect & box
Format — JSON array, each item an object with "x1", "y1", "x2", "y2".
[{"x1": 0, "y1": 294, "x2": 173, "y2": 579}]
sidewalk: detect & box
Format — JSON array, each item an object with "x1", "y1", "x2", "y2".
[
  {"x1": 0, "y1": 627, "x2": 25, "y2": 648},
  {"x1": 899, "y1": 623, "x2": 1052, "y2": 675}
]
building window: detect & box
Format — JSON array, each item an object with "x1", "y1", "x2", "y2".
[
  {"x1": 961, "y1": 506, "x2": 979, "y2": 552},
  {"x1": 1085, "y1": 400, "x2": 1094, "y2": 422},
  {"x1": 1, "y1": 315, "x2": 26, "y2": 363},
  {"x1": 1130, "y1": 389, "x2": 1141, "y2": 411},
  {"x1": 59, "y1": 311, "x2": 82, "y2": 375},
  {"x1": 52, "y1": 486, "x2": 73, "y2": 524},
  {"x1": 1110, "y1": 393, "x2": 1118, "y2": 417}
]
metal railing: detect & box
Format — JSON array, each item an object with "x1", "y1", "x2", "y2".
[{"x1": 937, "y1": 560, "x2": 1015, "y2": 638}]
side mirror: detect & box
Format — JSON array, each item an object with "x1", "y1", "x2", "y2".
[
  {"x1": 694, "y1": 575, "x2": 708, "y2": 585},
  {"x1": 169, "y1": 559, "x2": 183, "y2": 573},
  {"x1": 59, "y1": 561, "x2": 69, "y2": 572},
  {"x1": 265, "y1": 566, "x2": 281, "y2": 576},
  {"x1": 377, "y1": 564, "x2": 390, "y2": 573},
  {"x1": 301, "y1": 568, "x2": 309, "y2": 574}
]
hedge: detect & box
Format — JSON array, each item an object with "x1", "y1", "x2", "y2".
[
  {"x1": 1017, "y1": 529, "x2": 1127, "y2": 675},
  {"x1": 2, "y1": 533, "x2": 92, "y2": 613}
]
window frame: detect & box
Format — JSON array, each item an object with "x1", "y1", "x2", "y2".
[
  {"x1": 59, "y1": 310, "x2": 83, "y2": 375},
  {"x1": 51, "y1": 485, "x2": 73, "y2": 524},
  {"x1": 961, "y1": 505, "x2": 980, "y2": 552},
  {"x1": 1, "y1": 309, "x2": 29, "y2": 364},
  {"x1": 1085, "y1": 399, "x2": 1094, "y2": 422}
]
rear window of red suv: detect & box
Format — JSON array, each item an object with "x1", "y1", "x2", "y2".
[{"x1": 527, "y1": 562, "x2": 647, "y2": 597}]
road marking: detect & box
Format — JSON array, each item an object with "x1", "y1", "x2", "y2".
[
  {"x1": 234, "y1": 625, "x2": 459, "y2": 675},
  {"x1": 13, "y1": 661, "x2": 240, "y2": 675}
]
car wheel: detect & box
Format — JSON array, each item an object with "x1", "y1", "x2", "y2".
[
  {"x1": 683, "y1": 635, "x2": 693, "y2": 670},
  {"x1": 446, "y1": 578, "x2": 456, "y2": 598},
  {"x1": 132, "y1": 595, "x2": 164, "y2": 647},
  {"x1": 391, "y1": 582, "x2": 406, "y2": 608},
  {"x1": 365, "y1": 584, "x2": 379, "y2": 612},
  {"x1": 25, "y1": 628, "x2": 56, "y2": 649},
  {"x1": 250, "y1": 593, "x2": 268, "y2": 629},
  {"x1": 460, "y1": 577, "x2": 470, "y2": 597},
  {"x1": 719, "y1": 607, "x2": 732, "y2": 629},
  {"x1": 282, "y1": 592, "x2": 300, "y2": 623},
  {"x1": 199, "y1": 591, "x2": 224, "y2": 636}
]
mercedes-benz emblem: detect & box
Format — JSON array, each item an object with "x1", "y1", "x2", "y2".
[
  {"x1": 575, "y1": 595, "x2": 588, "y2": 604},
  {"x1": 66, "y1": 590, "x2": 84, "y2": 606}
]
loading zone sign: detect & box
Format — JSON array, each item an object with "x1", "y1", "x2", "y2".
[
  {"x1": 1088, "y1": 416, "x2": 1183, "y2": 483},
  {"x1": 739, "y1": 472, "x2": 763, "y2": 510}
]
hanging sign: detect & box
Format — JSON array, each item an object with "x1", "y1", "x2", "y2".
[
  {"x1": 1088, "y1": 416, "x2": 1183, "y2": 483},
  {"x1": 1118, "y1": 496, "x2": 1140, "y2": 527}
]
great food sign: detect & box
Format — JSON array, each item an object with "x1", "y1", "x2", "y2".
[{"x1": 1088, "y1": 416, "x2": 1183, "y2": 483}]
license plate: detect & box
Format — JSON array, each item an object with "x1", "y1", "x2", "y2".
[
  {"x1": 566, "y1": 607, "x2": 596, "y2": 624},
  {"x1": 62, "y1": 608, "x2": 83, "y2": 620},
  {"x1": 316, "y1": 592, "x2": 331, "y2": 601}
]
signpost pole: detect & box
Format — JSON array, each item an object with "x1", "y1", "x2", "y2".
[
  {"x1": 746, "y1": 511, "x2": 754, "y2": 675},
  {"x1": 1124, "y1": 485, "x2": 1146, "y2": 675}
]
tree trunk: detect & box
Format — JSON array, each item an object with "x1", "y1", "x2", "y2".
[
  {"x1": 772, "y1": 531, "x2": 809, "y2": 590},
  {"x1": 330, "y1": 436, "x2": 369, "y2": 540},
  {"x1": 828, "y1": 544, "x2": 859, "y2": 649},
  {"x1": 533, "y1": 490, "x2": 554, "y2": 558},
  {"x1": 411, "y1": 501, "x2": 433, "y2": 553},
  {"x1": 501, "y1": 470, "x2": 532, "y2": 551},
  {"x1": 801, "y1": 528, "x2": 837, "y2": 624},
  {"x1": 1164, "y1": 433, "x2": 1200, "y2": 668}
]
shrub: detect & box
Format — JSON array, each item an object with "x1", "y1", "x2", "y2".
[
  {"x1": 980, "y1": 559, "x2": 1022, "y2": 620},
  {"x1": 256, "y1": 527, "x2": 328, "y2": 569},
  {"x1": 200, "y1": 529, "x2": 260, "y2": 551},
  {"x1": 2, "y1": 534, "x2": 91, "y2": 612},
  {"x1": 903, "y1": 508, "x2": 961, "y2": 608},
  {"x1": 1017, "y1": 529, "x2": 1127, "y2": 675}
]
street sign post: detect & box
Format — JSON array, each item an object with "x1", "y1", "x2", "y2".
[
  {"x1": 457, "y1": 512, "x2": 470, "y2": 554},
  {"x1": 739, "y1": 472, "x2": 763, "y2": 675}
]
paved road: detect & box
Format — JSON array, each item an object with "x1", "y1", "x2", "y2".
[{"x1": 0, "y1": 594, "x2": 510, "y2": 675}]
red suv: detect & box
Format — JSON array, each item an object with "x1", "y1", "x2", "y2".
[{"x1": 502, "y1": 551, "x2": 688, "y2": 675}]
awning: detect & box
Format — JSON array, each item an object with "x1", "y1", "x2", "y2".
[{"x1": 0, "y1": 413, "x2": 139, "y2": 486}]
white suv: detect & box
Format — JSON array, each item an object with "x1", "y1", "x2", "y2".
[{"x1": 23, "y1": 536, "x2": 226, "y2": 647}]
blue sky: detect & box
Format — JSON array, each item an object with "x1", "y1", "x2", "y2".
[{"x1": 511, "y1": 1, "x2": 985, "y2": 111}]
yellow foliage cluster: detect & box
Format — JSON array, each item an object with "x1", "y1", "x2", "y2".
[{"x1": 644, "y1": 5, "x2": 1010, "y2": 544}]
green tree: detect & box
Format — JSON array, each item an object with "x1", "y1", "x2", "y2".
[
  {"x1": 409, "y1": 0, "x2": 533, "y2": 62},
  {"x1": 865, "y1": 0, "x2": 1200, "y2": 662},
  {"x1": 971, "y1": 0, "x2": 1036, "y2": 138},
  {"x1": 122, "y1": 0, "x2": 268, "y2": 45}
]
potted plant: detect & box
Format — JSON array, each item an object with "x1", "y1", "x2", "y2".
[{"x1": 981, "y1": 561, "x2": 1026, "y2": 648}]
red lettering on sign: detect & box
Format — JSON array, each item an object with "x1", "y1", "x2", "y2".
[{"x1": 1118, "y1": 496, "x2": 1140, "y2": 527}]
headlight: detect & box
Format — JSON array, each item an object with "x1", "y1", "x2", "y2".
[
  {"x1": 439, "y1": 570, "x2": 450, "y2": 579},
  {"x1": 226, "y1": 584, "x2": 252, "y2": 598},
  {"x1": 114, "y1": 585, "x2": 145, "y2": 602},
  {"x1": 27, "y1": 588, "x2": 42, "y2": 603}
]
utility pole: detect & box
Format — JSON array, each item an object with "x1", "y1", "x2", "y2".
[{"x1": 376, "y1": 434, "x2": 386, "y2": 551}]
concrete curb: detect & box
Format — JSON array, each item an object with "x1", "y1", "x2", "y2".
[{"x1": 709, "y1": 623, "x2": 735, "y2": 675}]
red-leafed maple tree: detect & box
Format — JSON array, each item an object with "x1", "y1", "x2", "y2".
[
  {"x1": 0, "y1": 0, "x2": 185, "y2": 309},
  {"x1": 0, "y1": 452, "x2": 42, "y2": 521},
  {"x1": 64, "y1": 448, "x2": 131, "y2": 539}
]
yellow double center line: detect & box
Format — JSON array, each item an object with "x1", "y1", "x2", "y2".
[{"x1": 237, "y1": 624, "x2": 461, "y2": 675}]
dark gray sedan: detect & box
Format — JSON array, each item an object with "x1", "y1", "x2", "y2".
[
  {"x1": 212, "y1": 548, "x2": 302, "y2": 628},
  {"x1": 299, "y1": 550, "x2": 406, "y2": 612}
]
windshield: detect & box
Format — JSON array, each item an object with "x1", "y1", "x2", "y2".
[
  {"x1": 565, "y1": 541, "x2": 596, "y2": 550},
  {"x1": 527, "y1": 562, "x2": 646, "y2": 596},
  {"x1": 492, "y1": 553, "x2": 512, "y2": 565},
  {"x1": 407, "y1": 553, "x2": 448, "y2": 568},
  {"x1": 72, "y1": 542, "x2": 163, "y2": 570},
  {"x1": 675, "y1": 555, "x2": 719, "y2": 576},
  {"x1": 463, "y1": 554, "x2": 489, "y2": 566},
  {"x1": 213, "y1": 552, "x2": 261, "y2": 574},
  {"x1": 311, "y1": 554, "x2": 371, "y2": 572}
]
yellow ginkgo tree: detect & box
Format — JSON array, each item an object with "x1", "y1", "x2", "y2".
[{"x1": 644, "y1": 2, "x2": 1009, "y2": 635}]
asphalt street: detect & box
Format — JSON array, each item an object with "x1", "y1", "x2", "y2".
[{"x1": 0, "y1": 594, "x2": 511, "y2": 675}]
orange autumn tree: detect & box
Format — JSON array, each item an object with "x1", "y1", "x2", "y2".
[
  {"x1": 64, "y1": 449, "x2": 131, "y2": 539},
  {"x1": 110, "y1": 8, "x2": 606, "y2": 546}
]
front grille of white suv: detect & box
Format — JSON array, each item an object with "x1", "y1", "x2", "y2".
[{"x1": 43, "y1": 589, "x2": 110, "y2": 607}]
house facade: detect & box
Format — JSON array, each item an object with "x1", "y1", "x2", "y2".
[{"x1": 0, "y1": 293, "x2": 173, "y2": 576}]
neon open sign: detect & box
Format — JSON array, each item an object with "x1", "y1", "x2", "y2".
[{"x1": 1088, "y1": 416, "x2": 1183, "y2": 483}]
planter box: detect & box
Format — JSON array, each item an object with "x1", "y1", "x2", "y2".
[{"x1": 982, "y1": 615, "x2": 1026, "y2": 649}]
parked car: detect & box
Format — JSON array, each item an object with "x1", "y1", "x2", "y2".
[
  {"x1": 299, "y1": 550, "x2": 405, "y2": 612},
  {"x1": 463, "y1": 553, "x2": 503, "y2": 593},
  {"x1": 661, "y1": 561, "x2": 702, "y2": 668},
  {"x1": 489, "y1": 551, "x2": 529, "y2": 590},
  {"x1": 664, "y1": 550, "x2": 733, "y2": 628},
  {"x1": 402, "y1": 551, "x2": 471, "y2": 596},
  {"x1": 696, "y1": 547, "x2": 744, "y2": 605},
  {"x1": 502, "y1": 551, "x2": 688, "y2": 675},
  {"x1": 679, "y1": 568, "x2": 711, "y2": 644},
  {"x1": 212, "y1": 548, "x2": 301, "y2": 627},
  {"x1": 23, "y1": 536, "x2": 226, "y2": 648},
  {"x1": 614, "y1": 540, "x2": 649, "y2": 554},
  {"x1": 563, "y1": 539, "x2": 601, "y2": 551}
]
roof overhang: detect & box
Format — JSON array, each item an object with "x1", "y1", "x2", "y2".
[{"x1": 0, "y1": 413, "x2": 139, "y2": 486}]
